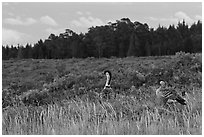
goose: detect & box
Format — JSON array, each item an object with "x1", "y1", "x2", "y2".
[
  {"x1": 156, "y1": 81, "x2": 186, "y2": 105},
  {"x1": 100, "y1": 70, "x2": 115, "y2": 100}
]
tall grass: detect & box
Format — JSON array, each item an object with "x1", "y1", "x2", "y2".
[{"x1": 2, "y1": 86, "x2": 202, "y2": 135}]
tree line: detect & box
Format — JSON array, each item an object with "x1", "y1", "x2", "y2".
[{"x1": 2, "y1": 18, "x2": 202, "y2": 60}]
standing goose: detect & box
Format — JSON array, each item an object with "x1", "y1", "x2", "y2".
[
  {"x1": 156, "y1": 81, "x2": 186, "y2": 105},
  {"x1": 100, "y1": 70, "x2": 115, "y2": 100}
]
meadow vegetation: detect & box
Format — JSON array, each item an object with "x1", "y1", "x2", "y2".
[{"x1": 2, "y1": 52, "x2": 202, "y2": 135}]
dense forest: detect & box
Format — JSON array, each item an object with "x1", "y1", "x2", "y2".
[{"x1": 2, "y1": 18, "x2": 202, "y2": 60}]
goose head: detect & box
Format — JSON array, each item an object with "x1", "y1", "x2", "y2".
[{"x1": 160, "y1": 81, "x2": 165, "y2": 87}]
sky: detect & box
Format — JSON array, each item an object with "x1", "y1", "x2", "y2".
[{"x1": 2, "y1": 2, "x2": 202, "y2": 46}]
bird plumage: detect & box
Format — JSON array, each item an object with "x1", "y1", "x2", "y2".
[
  {"x1": 104, "y1": 70, "x2": 112, "y2": 88},
  {"x1": 156, "y1": 81, "x2": 186, "y2": 105},
  {"x1": 100, "y1": 70, "x2": 115, "y2": 100},
  {"x1": 102, "y1": 87, "x2": 114, "y2": 99}
]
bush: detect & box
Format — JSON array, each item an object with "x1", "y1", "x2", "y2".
[{"x1": 2, "y1": 53, "x2": 202, "y2": 107}]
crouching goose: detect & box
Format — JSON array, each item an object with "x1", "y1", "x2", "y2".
[{"x1": 156, "y1": 81, "x2": 186, "y2": 105}]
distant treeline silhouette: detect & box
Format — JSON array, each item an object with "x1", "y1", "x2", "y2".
[{"x1": 2, "y1": 18, "x2": 202, "y2": 60}]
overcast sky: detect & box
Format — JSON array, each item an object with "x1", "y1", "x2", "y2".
[{"x1": 2, "y1": 2, "x2": 202, "y2": 46}]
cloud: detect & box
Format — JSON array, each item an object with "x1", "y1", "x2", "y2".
[
  {"x1": 159, "y1": 17, "x2": 177, "y2": 23},
  {"x1": 76, "y1": 11, "x2": 91, "y2": 16},
  {"x1": 7, "y1": 12, "x2": 15, "y2": 16},
  {"x1": 148, "y1": 17, "x2": 157, "y2": 21},
  {"x1": 106, "y1": 19, "x2": 117, "y2": 24},
  {"x1": 174, "y1": 11, "x2": 194, "y2": 23},
  {"x1": 4, "y1": 17, "x2": 37, "y2": 26},
  {"x1": 40, "y1": 16, "x2": 58, "y2": 26},
  {"x1": 195, "y1": 15, "x2": 202, "y2": 20},
  {"x1": 2, "y1": 28, "x2": 31, "y2": 45},
  {"x1": 2, "y1": 2, "x2": 9, "y2": 6},
  {"x1": 4, "y1": 15, "x2": 59, "y2": 27},
  {"x1": 70, "y1": 20, "x2": 82, "y2": 27},
  {"x1": 76, "y1": 11, "x2": 83, "y2": 15},
  {"x1": 85, "y1": 11, "x2": 91, "y2": 15},
  {"x1": 148, "y1": 11, "x2": 200, "y2": 27},
  {"x1": 148, "y1": 16, "x2": 177, "y2": 24},
  {"x1": 45, "y1": 28, "x2": 65, "y2": 35},
  {"x1": 70, "y1": 16, "x2": 105, "y2": 28}
]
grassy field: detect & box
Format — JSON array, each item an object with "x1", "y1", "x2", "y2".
[{"x1": 2, "y1": 52, "x2": 202, "y2": 135}]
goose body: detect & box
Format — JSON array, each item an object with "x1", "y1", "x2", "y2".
[
  {"x1": 101, "y1": 70, "x2": 115, "y2": 100},
  {"x1": 156, "y1": 81, "x2": 186, "y2": 105}
]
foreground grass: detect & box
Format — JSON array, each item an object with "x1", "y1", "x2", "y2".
[{"x1": 2, "y1": 86, "x2": 202, "y2": 135}]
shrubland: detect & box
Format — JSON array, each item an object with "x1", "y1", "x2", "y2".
[{"x1": 2, "y1": 52, "x2": 202, "y2": 135}]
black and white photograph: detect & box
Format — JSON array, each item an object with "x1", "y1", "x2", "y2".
[{"x1": 2, "y1": 1, "x2": 202, "y2": 135}]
